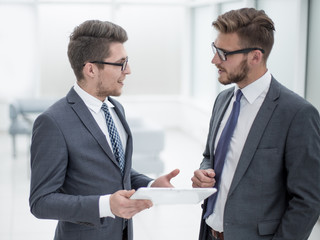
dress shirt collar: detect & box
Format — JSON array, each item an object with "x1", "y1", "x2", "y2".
[
  {"x1": 235, "y1": 70, "x2": 271, "y2": 104},
  {"x1": 73, "y1": 82, "x2": 115, "y2": 113}
]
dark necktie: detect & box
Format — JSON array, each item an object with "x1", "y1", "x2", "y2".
[
  {"x1": 101, "y1": 103, "x2": 125, "y2": 175},
  {"x1": 203, "y1": 89, "x2": 243, "y2": 219}
]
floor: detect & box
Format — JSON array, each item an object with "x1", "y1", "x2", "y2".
[
  {"x1": 0, "y1": 129, "x2": 205, "y2": 240},
  {"x1": 1, "y1": 130, "x2": 319, "y2": 240}
]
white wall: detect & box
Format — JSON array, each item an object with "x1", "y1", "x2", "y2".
[
  {"x1": 0, "y1": 5, "x2": 37, "y2": 100},
  {"x1": 306, "y1": 0, "x2": 320, "y2": 111},
  {"x1": 257, "y1": 0, "x2": 308, "y2": 97},
  {"x1": 305, "y1": 0, "x2": 320, "y2": 237}
]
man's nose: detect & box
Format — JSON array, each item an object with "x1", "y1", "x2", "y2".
[{"x1": 211, "y1": 52, "x2": 221, "y2": 65}]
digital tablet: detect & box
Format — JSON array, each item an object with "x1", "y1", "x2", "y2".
[{"x1": 130, "y1": 187, "x2": 217, "y2": 205}]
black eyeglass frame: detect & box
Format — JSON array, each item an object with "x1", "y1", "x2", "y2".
[
  {"x1": 211, "y1": 42, "x2": 265, "y2": 61},
  {"x1": 83, "y1": 56, "x2": 128, "y2": 71}
]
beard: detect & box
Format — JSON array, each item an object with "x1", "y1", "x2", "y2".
[
  {"x1": 218, "y1": 58, "x2": 249, "y2": 85},
  {"x1": 96, "y1": 84, "x2": 122, "y2": 98},
  {"x1": 95, "y1": 75, "x2": 123, "y2": 99}
]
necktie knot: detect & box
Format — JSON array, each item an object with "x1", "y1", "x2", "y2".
[{"x1": 101, "y1": 103, "x2": 109, "y2": 114}]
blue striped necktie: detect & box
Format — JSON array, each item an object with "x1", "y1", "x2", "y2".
[
  {"x1": 101, "y1": 103, "x2": 125, "y2": 175},
  {"x1": 203, "y1": 89, "x2": 243, "y2": 219}
]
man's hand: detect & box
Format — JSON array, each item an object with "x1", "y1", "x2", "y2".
[
  {"x1": 151, "y1": 169, "x2": 180, "y2": 187},
  {"x1": 110, "y1": 190, "x2": 153, "y2": 219},
  {"x1": 191, "y1": 169, "x2": 215, "y2": 188}
]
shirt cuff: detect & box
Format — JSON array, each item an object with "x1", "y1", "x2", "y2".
[
  {"x1": 147, "y1": 180, "x2": 155, "y2": 187},
  {"x1": 99, "y1": 195, "x2": 115, "y2": 219}
]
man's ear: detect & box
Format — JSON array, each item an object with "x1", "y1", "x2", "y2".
[
  {"x1": 249, "y1": 50, "x2": 263, "y2": 65},
  {"x1": 83, "y1": 63, "x2": 96, "y2": 78}
]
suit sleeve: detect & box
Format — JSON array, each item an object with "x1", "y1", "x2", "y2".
[
  {"x1": 200, "y1": 113, "x2": 215, "y2": 170},
  {"x1": 275, "y1": 104, "x2": 320, "y2": 239},
  {"x1": 130, "y1": 169, "x2": 153, "y2": 190},
  {"x1": 29, "y1": 113, "x2": 101, "y2": 226},
  {"x1": 200, "y1": 92, "x2": 225, "y2": 170}
]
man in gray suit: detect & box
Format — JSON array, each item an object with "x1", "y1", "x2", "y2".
[
  {"x1": 29, "y1": 20, "x2": 179, "y2": 240},
  {"x1": 192, "y1": 8, "x2": 320, "y2": 240}
]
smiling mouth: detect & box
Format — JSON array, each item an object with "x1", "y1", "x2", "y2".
[
  {"x1": 218, "y1": 68, "x2": 225, "y2": 74},
  {"x1": 216, "y1": 64, "x2": 225, "y2": 74}
]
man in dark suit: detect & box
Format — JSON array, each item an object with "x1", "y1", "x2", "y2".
[
  {"x1": 29, "y1": 20, "x2": 179, "y2": 240},
  {"x1": 192, "y1": 8, "x2": 320, "y2": 240}
]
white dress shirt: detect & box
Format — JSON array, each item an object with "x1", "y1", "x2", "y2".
[
  {"x1": 206, "y1": 71, "x2": 272, "y2": 232},
  {"x1": 74, "y1": 82, "x2": 128, "y2": 219}
]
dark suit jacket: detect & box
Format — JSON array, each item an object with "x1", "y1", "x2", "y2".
[
  {"x1": 199, "y1": 78, "x2": 320, "y2": 240},
  {"x1": 29, "y1": 87, "x2": 152, "y2": 240}
]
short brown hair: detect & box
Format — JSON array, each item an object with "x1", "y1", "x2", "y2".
[
  {"x1": 212, "y1": 8, "x2": 275, "y2": 61},
  {"x1": 67, "y1": 20, "x2": 128, "y2": 80}
]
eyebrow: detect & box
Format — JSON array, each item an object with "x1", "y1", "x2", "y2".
[
  {"x1": 216, "y1": 45, "x2": 231, "y2": 52},
  {"x1": 116, "y1": 57, "x2": 127, "y2": 62}
]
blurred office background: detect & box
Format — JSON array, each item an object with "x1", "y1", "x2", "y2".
[{"x1": 0, "y1": 0, "x2": 320, "y2": 239}]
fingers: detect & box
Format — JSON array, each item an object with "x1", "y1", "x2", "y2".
[
  {"x1": 110, "y1": 190, "x2": 153, "y2": 219},
  {"x1": 151, "y1": 168, "x2": 180, "y2": 188},
  {"x1": 191, "y1": 169, "x2": 216, "y2": 188},
  {"x1": 204, "y1": 169, "x2": 215, "y2": 178},
  {"x1": 166, "y1": 168, "x2": 180, "y2": 181},
  {"x1": 121, "y1": 189, "x2": 136, "y2": 198}
]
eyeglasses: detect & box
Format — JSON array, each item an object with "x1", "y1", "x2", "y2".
[
  {"x1": 212, "y1": 42, "x2": 265, "y2": 61},
  {"x1": 84, "y1": 56, "x2": 128, "y2": 71}
]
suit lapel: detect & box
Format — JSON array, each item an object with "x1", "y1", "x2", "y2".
[
  {"x1": 66, "y1": 88, "x2": 119, "y2": 167},
  {"x1": 210, "y1": 88, "x2": 235, "y2": 159},
  {"x1": 228, "y1": 78, "x2": 280, "y2": 197}
]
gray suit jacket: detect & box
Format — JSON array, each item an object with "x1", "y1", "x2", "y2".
[
  {"x1": 199, "y1": 78, "x2": 320, "y2": 240},
  {"x1": 29, "y1": 88, "x2": 152, "y2": 240}
]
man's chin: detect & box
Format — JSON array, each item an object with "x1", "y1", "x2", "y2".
[
  {"x1": 111, "y1": 91, "x2": 122, "y2": 97},
  {"x1": 218, "y1": 77, "x2": 232, "y2": 86}
]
